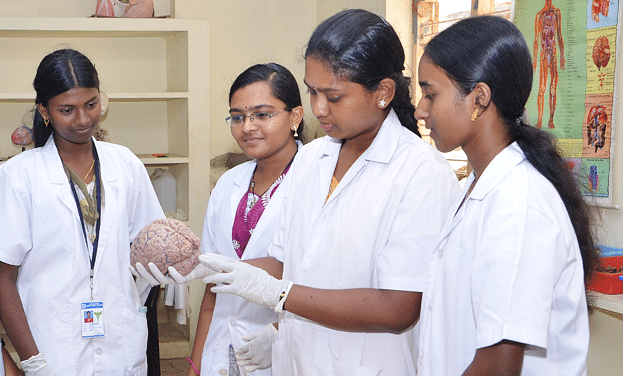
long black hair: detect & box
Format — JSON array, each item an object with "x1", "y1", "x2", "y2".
[
  {"x1": 33, "y1": 49, "x2": 100, "y2": 147},
  {"x1": 305, "y1": 9, "x2": 420, "y2": 137},
  {"x1": 229, "y1": 63, "x2": 305, "y2": 142},
  {"x1": 424, "y1": 15, "x2": 598, "y2": 285}
]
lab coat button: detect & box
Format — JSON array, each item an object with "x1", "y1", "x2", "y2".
[
  {"x1": 96, "y1": 348, "x2": 102, "y2": 355},
  {"x1": 230, "y1": 319, "x2": 236, "y2": 326},
  {"x1": 219, "y1": 370, "x2": 227, "y2": 375}
]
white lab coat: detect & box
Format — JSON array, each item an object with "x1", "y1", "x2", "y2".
[
  {"x1": 269, "y1": 111, "x2": 460, "y2": 375},
  {"x1": 0, "y1": 347, "x2": 4, "y2": 376},
  {"x1": 0, "y1": 137, "x2": 164, "y2": 376},
  {"x1": 199, "y1": 142, "x2": 302, "y2": 376},
  {"x1": 417, "y1": 142, "x2": 589, "y2": 375}
]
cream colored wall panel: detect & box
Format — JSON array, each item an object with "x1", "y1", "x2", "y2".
[
  {"x1": 0, "y1": 0, "x2": 173, "y2": 18},
  {"x1": 0, "y1": 37, "x2": 168, "y2": 93},
  {"x1": 588, "y1": 309, "x2": 623, "y2": 375},
  {"x1": 100, "y1": 101, "x2": 170, "y2": 153},
  {"x1": 175, "y1": 0, "x2": 316, "y2": 165},
  {"x1": 317, "y1": 0, "x2": 385, "y2": 23}
]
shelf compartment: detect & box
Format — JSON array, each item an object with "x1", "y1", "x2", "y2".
[{"x1": 146, "y1": 164, "x2": 189, "y2": 219}]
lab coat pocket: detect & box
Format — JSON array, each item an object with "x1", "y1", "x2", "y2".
[
  {"x1": 27, "y1": 300, "x2": 77, "y2": 373},
  {"x1": 270, "y1": 331, "x2": 287, "y2": 375},
  {"x1": 108, "y1": 294, "x2": 148, "y2": 375},
  {"x1": 326, "y1": 333, "x2": 380, "y2": 376},
  {"x1": 271, "y1": 326, "x2": 380, "y2": 376},
  {"x1": 125, "y1": 358, "x2": 147, "y2": 376}
]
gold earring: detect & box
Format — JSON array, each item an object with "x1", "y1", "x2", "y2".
[
  {"x1": 293, "y1": 127, "x2": 298, "y2": 138},
  {"x1": 44, "y1": 118, "x2": 50, "y2": 127},
  {"x1": 470, "y1": 108, "x2": 478, "y2": 122}
]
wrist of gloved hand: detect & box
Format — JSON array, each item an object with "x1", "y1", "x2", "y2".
[
  {"x1": 235, "y1": 323, "x2": 279, "y2": 372},
  {"x1": 168, "y1": 263, "x2": 215, "y2": 284},
  {"x1": 21, "y1": 353, "x2": 57, "y2": 376},
  {"x1": 199, "y1": 254, "x2": 292, "y2": 310},
  {"x1": 129, "y1": 262, "x2": 176, "y2": 285}
]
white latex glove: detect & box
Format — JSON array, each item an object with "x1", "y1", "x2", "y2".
[
  {"x1": 21, "y1": 353, "x2": 57, "y2": 376},
  {"x1": 136, "y1": 276, "x2": 153, "y2": 305},
  {"x1": 200, "y1": 254, "x2": 291, "y2": 310},
  {"x1": 235, "y1": 323, "x2": 278, "y2": 372},
  {"x1": 167, "y1": 263, "x2": 215, "y2": 284},
  {"x1": 129, "y1": 262, "x2": 176, "y2": 285}
]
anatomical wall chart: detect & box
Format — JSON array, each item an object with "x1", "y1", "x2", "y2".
[{"x1": 514, "y1": 0, "x2": 620, "y2": 198}]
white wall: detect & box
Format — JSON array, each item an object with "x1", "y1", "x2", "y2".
[
  {"x1": 176, "y1": 0, "x2": 385, "y2": 166},
  {"x1": 175, "y1": 0, "x2": 316, "y2": 164},
  {"x1": 317, "y1": 0, "x2": 385, "y2": 22}
]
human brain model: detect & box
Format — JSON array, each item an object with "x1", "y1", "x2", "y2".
[{"x1": 131, "y1": 218, "x2": 200, "y2": 276}]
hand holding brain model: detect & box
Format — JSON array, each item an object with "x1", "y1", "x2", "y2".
[{"x1": 130, "y1": 218, "x2": 201, "y2": 285}]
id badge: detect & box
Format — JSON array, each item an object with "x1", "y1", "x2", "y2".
[{"x1": 81, "y1": 301, "x2": 105, "y2": 338}]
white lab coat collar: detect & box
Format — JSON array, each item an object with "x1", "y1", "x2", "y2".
[
  {"x1": 437, "y1": 142, "x2": 527, "y2": 251},
  {"x1": 465, "y1": 141, "x2": 526, "y2": 201},
  {"x1": 228, "y1": 141, "x2": 302, "y2": 259},
  {"x1": 42, "y1": 135, "x2": 119, "y2": 185},
  {"x1": 319, "y1": 109, "x2": 402, "y2": 164},
  {"x1": 318, "y1": 110, "x2": 402, "y2": 206},
  {"x1": 41, "y1": 135, "x2": 120, "y2": 274}
]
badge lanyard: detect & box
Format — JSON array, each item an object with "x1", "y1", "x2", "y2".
[{"x1": 68, "y1": 143, "x2": 102, "y2": 301}]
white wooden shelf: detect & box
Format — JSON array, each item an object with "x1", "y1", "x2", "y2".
[
  {"x1": 0, "y1": 92, "x2": 189, "y2": 101},
  {"x1": 138, "y1": 154, "x2": 188, "y2": 165},
  {"x1": 590, "y1": 291, "x2": 623, "y2": 315}
]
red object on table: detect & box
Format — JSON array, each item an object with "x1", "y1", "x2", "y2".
[{"x1": 587, "y1": 256, "x2": 623, "y2": 295}]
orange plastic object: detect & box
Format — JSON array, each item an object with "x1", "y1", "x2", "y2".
[{"x1": 587, "y1": 256, "x2": 623, "y2": 295}]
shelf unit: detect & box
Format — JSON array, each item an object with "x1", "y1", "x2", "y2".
[
  {"x1": 590, "y1": 292, "x2": 623, "y2": 316},
  {"x1": 0, "y1": 17, "x2": 210, "y2": 236}
]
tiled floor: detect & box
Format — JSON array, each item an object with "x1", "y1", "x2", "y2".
[{"x1": 160, "y1": 358, "x2": 190, "y2": 375}]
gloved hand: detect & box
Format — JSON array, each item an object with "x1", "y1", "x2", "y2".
[
  {"x1": 129, "y1": 262, "x2": 176, "y2": 285},
  {"x1": 235, "y1": 323, "x2": 278, "y2": 372},
  {"x1": 167, "y1": 263, "x2": 215, "y2": 284},
  {"x1": 21, "y1": 353, "x2": 57, "y2": 376},
  {"x1": 200, "y1": 254, "x2": 292, "y2": 310}
]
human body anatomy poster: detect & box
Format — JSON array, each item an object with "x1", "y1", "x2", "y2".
[{"x1": 514, "y1": 0, "x2": 620, "y2": 198}]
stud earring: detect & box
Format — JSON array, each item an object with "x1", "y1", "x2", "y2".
[
  {"x1": 471, "y1": 108, "x2": 479, "y2": 122},
  {"x1": 379, "y1": 99, "x2": 386, "y2": 107},
  {"x1": 44, "y1": 118, "x2": 50, "y2": 127}
]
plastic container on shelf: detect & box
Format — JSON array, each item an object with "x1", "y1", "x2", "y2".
[
  {"x1": 587, "y1": 255, "x2": 623, "y2": 295},
  {"x1": 150, "y1": 168, "x2": 177, "y2": 214}
]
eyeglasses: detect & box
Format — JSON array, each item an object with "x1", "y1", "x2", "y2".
[{"x1": 225, "y1": 108, "x2": 291, "y2": 127}]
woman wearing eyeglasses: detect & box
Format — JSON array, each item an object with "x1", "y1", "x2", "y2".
[{"x1": 183, "y1": 63, "x2": 304, "y2": 376}]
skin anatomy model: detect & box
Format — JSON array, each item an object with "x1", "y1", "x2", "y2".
[
  {"x1": 533, "y1": 0, "x2": 565, "y2": 129},
  {"x1": 592, "y1": 0, "x2": 610, "y2": 22}
]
